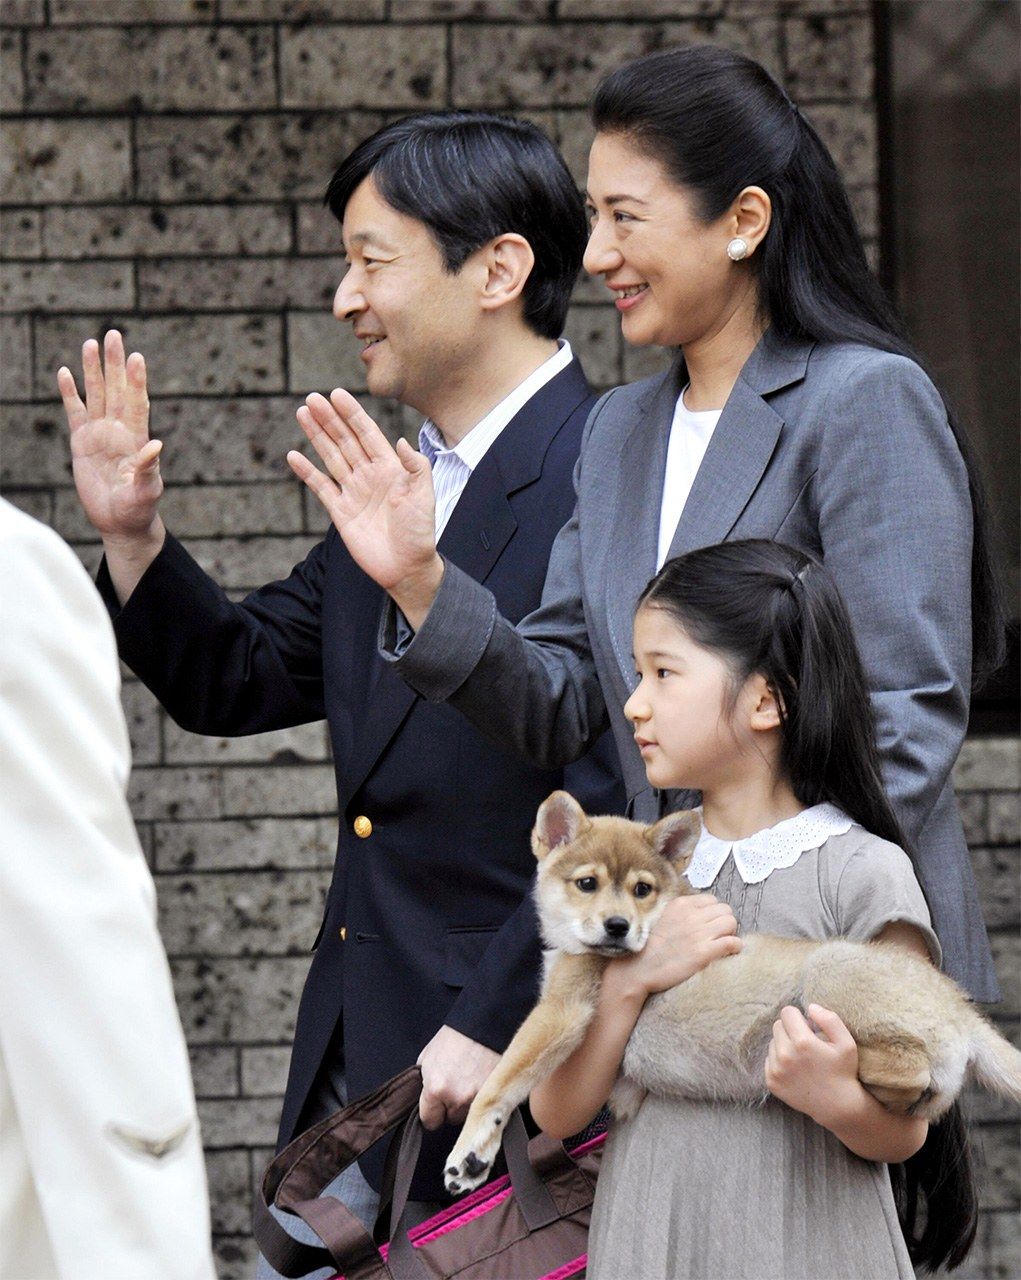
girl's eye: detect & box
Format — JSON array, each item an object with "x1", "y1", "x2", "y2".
[
  {"x1": 656, "y1": 668, "x2": 671, "y2": 679},
  {"x1": 575, "y1": 876, "x2": 598, "y2": 893},
  {"x1": 633, "y1": 882, "x2": 654, "y2": 899}
]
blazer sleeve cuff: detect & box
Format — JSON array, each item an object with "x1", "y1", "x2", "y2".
[{"x1": 378, "y1": 557, "x2": 498, "y2": 703}]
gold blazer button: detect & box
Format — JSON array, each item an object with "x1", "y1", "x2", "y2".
[
  {"x1": 339, "y1": 926, "x2": 347, "y2": 942},
  {"x1": 353, "y1": 815, "x2": 372, "y2": 838}
]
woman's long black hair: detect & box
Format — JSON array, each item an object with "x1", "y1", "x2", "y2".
[
  {"x1": 595, "y1": 45, "x2": 1004, "y2": 686},
  {"x1": 640, "y1": 539, "x2": 977, "y2": 1271}
]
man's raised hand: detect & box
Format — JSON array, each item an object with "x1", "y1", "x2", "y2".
[
  {"x1": 58, "y1": 330, "x2": 164, "y2": 542},
  {"x1": 290, "y1": 389, "x2": 444, "y2": 626}
]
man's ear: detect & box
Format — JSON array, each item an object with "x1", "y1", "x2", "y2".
[
  {"x1": 478, "y1": 233, "x2": 534, "y2": 313},
  {"x1": 646, "y1": 809, "x2": 701, "y2": 872},
  {"x1": 532, "y1": 791, "x2": 588, "y2": 862}
]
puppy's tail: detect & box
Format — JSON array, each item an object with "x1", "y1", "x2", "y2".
[{"x1": 967, "y1": 1013, "x2": 1021, "y2": 1102}]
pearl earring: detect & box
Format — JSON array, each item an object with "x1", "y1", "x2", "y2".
[{"x1": 727, "y1": 237, "x2": 749, "y2": 262}]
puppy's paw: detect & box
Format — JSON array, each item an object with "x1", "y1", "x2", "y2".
[
  {"x1": 608, "y1": 1076, "x2": 647, "y2": 1123},
  {"x1": 444, "y1": 1114, "x2": 505, "y2": 1196}
]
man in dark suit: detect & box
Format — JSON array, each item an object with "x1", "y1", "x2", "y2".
[{"x1": 58, "y1": 111, "x2": 622, "y2": 1265}]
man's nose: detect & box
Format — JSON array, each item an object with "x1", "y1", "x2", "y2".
[
  {"x1": 583, "y1": 217, "x2": 623, "y2": 277},
  {"x1": 333, "y1": 273, "x2": 365, "y2": 321}
]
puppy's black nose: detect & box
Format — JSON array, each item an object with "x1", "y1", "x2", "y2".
[{"x1": 604, "y1": 916, "x2": 630, "y2": 939}]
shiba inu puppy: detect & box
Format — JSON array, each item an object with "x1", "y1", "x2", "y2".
[{"x1": 444, "y1": 791, "x2": 1021, "y2": 1195}]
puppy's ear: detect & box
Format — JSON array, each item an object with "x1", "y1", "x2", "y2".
[
  {"x1": 646, "y1": 809, "x2": 701, "y2": 871},
  {"x1": 532, "y1": 791, "x2": 589, "y2": 861}
]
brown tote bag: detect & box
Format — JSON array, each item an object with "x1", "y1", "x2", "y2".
[{"x1": 254, "y1": 1066, "x2": 605, "y2": 1280}]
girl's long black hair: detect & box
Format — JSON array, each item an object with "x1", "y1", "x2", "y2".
[
  {"x1": 595, "y1": 45, "x2": 1004, "y2": 687},
  {"x1": 640, "y1": 539, "x2": 978, "y2": 1271}
]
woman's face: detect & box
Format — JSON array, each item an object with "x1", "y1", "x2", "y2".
[{"x1": 583, "y1": 131, "x2": 743, "y2": 350}]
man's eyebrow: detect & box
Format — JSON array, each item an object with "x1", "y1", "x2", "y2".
[
  {"x1": 345, "y1": 230, "x2": 397, "y2": 251},
  {"x1": 584, "y1": 192, "x2": 650, "y2": 207}
]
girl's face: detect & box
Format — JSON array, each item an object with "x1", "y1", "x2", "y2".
[
  {"x1": 583, "y1": 132, "x2": 741, "y2": 350},
  {"x1": 624, "y1": 605, "x2": 761, "y2": 792}
]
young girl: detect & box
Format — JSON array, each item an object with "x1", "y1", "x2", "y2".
[{"x1": 529, "y1": 539, "x2": 978, "y2": 1280}]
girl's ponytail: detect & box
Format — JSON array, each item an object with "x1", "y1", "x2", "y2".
[{"x1": 639, "y1": 539, "x2": 979, "y2": 1270}]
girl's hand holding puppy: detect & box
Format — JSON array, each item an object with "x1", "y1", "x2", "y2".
[{"x1": 604, "y1": 894, "x2": 742, "y2": 1004}]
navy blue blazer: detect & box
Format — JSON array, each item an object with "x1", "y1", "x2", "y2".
[{"x1": 97, "y1": 356, "x2": 624, "y2": 1200}]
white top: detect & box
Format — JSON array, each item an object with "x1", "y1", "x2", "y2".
[
  {"x1": 656, "y1": 386, "x2": 722, "y2": 569},
  {"x1": 685, "y1": 803, "x2": 856, "y2": 888},
  {"x1": 420, "y1": 339, "x2": 574, "y2": 539}
]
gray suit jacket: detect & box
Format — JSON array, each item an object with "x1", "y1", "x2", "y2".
[{"x1": 383, "y1": 333, "x2": 997, "y2": 1001}]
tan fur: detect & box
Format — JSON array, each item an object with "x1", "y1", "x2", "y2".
[{"x1": 444, "y1": 793, "x2": 1021, "y2": 1195}]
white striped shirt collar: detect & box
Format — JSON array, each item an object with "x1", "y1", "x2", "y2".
[{"x1": 419, "y1": 340, "x2": 573, "y2": 538}]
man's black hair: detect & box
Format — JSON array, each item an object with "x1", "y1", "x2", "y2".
[{"x1": 325, "y1": 111, "x2": 586, "y2": 340}]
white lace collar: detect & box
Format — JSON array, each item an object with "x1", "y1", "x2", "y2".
[{"x1": 685, "y1": 803, "x2": 855, "y2": 888}]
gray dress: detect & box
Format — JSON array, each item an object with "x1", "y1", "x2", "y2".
[{"x1": 587, "y1": 826, "x2": 941, "y2": 1280}]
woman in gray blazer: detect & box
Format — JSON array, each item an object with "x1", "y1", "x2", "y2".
[{"x1": 294, "y1": 47, "x2": 1003, "y2": 1002}]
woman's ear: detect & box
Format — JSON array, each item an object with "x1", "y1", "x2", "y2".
[
  {"x1": 729, "y1": 186, "x2": 771, "y2": 257},
  {"x1": 478, "y1": 233, "x2": 535, "y2": 313},
  {"x1": 748, "y1": 674, "x2": 783, "y2": 732}
]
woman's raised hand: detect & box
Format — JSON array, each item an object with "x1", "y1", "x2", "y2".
[
  {"x1": 291, "y1": 389, "x2": 444, "y2": 622},
  {"x1": 57, "y1": 330, "x2": 164, "y2": 541}
]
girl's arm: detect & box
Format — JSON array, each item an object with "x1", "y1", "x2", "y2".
[
  {"x1": 531, "y1": 894, "x2": 742, "y2": 1139},
  {"x1": 765, "y1": 921, "x2": 932, "y2": 1163}
]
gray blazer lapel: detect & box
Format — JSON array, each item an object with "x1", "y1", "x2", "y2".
[
  {"x1": 667, "y1": 335, "x2": 813, "y2": 558},
  {"x1": 603, "y1": 358, "x2": 684, "y2": 686}
]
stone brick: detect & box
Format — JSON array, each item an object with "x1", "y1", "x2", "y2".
[
  {"x1": 280, "y1": 24, "x2": 447, "y2": 110},
  {"x1": 296, "y1": 202, "x2": 343, "y2": 255},
  {"x1": 0, "y1": 261, "x2": 134, "y2": 314},
  {"x1": 190, "y1": 1045, "x2": 240, "y2": 1099},
  {"x1": 0, "y1": 0, "x2": 46, "y2": 23},
  {"x1": 974, "y1": 1124, "x2": 1021, "y2": 1212},
  {"x1": 157, "y1": 868, "x2": 328, "y2": 956},
  {"x1": 287, "y1": 310, "x2": 368, "y2": 393},
  {"x1": 212, "y1": 1236, "x2": 260, "y2": 1280},
  {"x1": 987, "y1": 792, "x2": 1020, "y2": 845},
  {"x1": 34, "y1": 315, "x2": 286, "y2": 398},
  {"x1": 956, "y1": 738, "x2": 1020, "y2": 792},
  {"x1": 164, "y1": 721, "x2": 328, "y2": 766},
  {"x1": 221, "y1": 763, "x2": 338, "y2": 816},
  {"x1": 171, "y1": 956, "x2": 307, "y2": 1042},
  {"x1": 401, "y1": 1, "x2": 551, "y2": 15},
  {"x1": 969, "y1": 847, "x2": 1021, "y2": 930},
  {"x1": 26, "y1": 27, "x2": 274, "y2": 113},
  {"x1": 990, "y1": 931, "x2": 1020, "y2": 1012},
  {"x1": 553, "y1": 108, "x2": 595, "y2": 184},
  {"x1": 784, "y1": 14, "x2": 873, "y2": 100},
  {"x1": 135, "y1": 111, "x2": 385, "y2": 203},
  {"x1": 128, "y1": 765, "x2": 222, "y2": 821},
  {"x1": 0, "y1": 315, "x2": 33, "y2": 401},
  {"x1": 205, "y1": 1149, "x2": 251, "y2": 1234},
  {"x1": 154, "y1": 817, "x2": 336, "y2": 872},
  {"x1": 987, "y1": 1209, "x2": 1021, "y2": 1280},
  {"x1": 184, "y1": 534, "x2": 319, "y2": 591},
  {"x1": 120, "y1": 679, "x2": 163, "y2": 768},
  {"x1": 847, "y1": 184, "x2": 878, "y2": 239},
  {"x1": 958, "y1": 791, "x2": 987, "y2": 845},
  {"x1": 0, "y1": 208, "x2": 43, "y2": 259},
  {"x1": 0, "y1": 120, "x2": 131, "y2": 204},
  {"x1": 138, "y1": 256, "x2": 337, "y2": 313},
  {"x1": 220, "y1": 0, "x2": 384, "y2": 16},
  {"x1": 801, "y1": 101, "x2": 876, "y2": 188},
  {"x1": 51, "y1": 0, "x2": 215, "y2": 19},
  {"x1": 623, "y1": 342, "x2": 675, "y2": 386},
  {"x1": 0, "y1": 403, "x2": 74, "y2": 485},
  {"x1": 452, "y1": 20, "x2": 781, "y2": 109},
  {"x1": 43, "y1": 204, "x2": 292, "y2": 259},
  {"x1": 199, "y1": 1096, "x2": 282, "y2": 1148},
  {"x1": 1, "y1": 31, "x2": 23, "y2": 114},
  {"x1": 241, "y1": 1046, "x2": 293, "y2": 1096},
  {"x1": 0, "y1": 489, "x2": 51, "y2": 523},
  {"x1": 563, "y1": 305, "x2": 621, "y2": 390}
]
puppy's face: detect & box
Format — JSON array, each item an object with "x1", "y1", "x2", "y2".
[{"x1": 531, "y1": 791, "x2": 700, "y2": 956}]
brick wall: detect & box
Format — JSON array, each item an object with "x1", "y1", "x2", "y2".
[{"x1": 0, "y1": 2, "x2": 1015, "y2": 1277}]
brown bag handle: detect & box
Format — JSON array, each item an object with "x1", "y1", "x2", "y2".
[{"x1": 254, "y1": 1066, "x2": 423, "y2": 1278}]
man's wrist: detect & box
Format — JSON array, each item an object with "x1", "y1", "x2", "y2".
[
  {"x1": 101, "y1": 515, "x2": 166, "y2": 565},
  {"x1": 391, "y1": 554, "x2": 445, "y2": 631}
]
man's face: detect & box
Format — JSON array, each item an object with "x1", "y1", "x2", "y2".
[{"x1": 334, "y1": 175, "x2": 482, "y2": 410}]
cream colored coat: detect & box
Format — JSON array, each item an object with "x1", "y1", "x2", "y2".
[{"x1": 0, "y1": 500, "x2": 215, "y2": 1280}]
